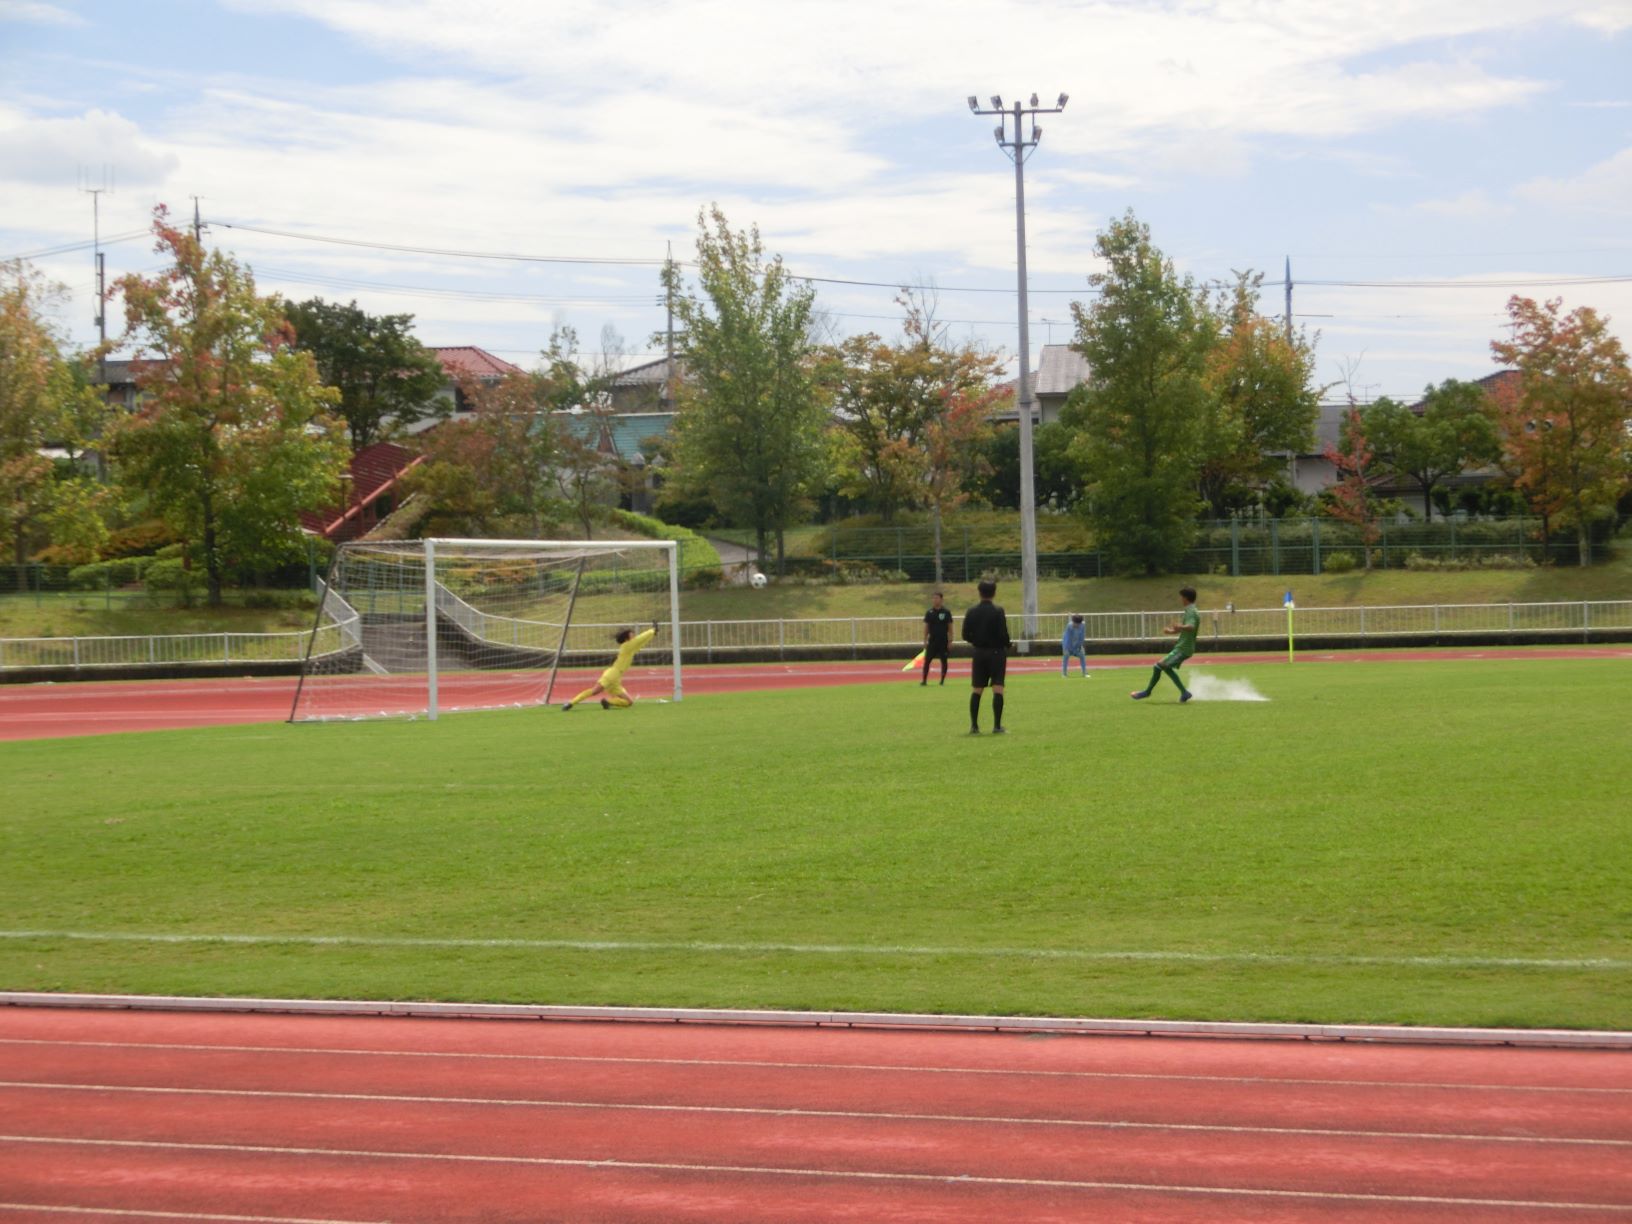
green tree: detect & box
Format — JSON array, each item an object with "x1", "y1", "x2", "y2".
[
  {"x1": 1197, "y1": 271, "x2": 1321, "y2": 517},
  {"x1": 1065, "y1": 211, "x2": 1210, "y2": 575},
  {"x1": 663, "y1": 205, "x2": 827, "y2": 569},
  {"x1": 542, "y1": 327, "x2": 622, "y2": 538},
  {"x1": 1364, "y1": 380, "x2": 1500, "y2": 518},
  {"x1": 0, "y1": 260, "x2": 111, "y2": 566},
  {"x1": 281, "y1": 297, "x2": 446, "y2": 451},
  {"x1": 1489, "y1": 296, "x2": 1632, "y2": 566},
  {"x1": 109, "y1": 207, "x2": 347, "y2": 604}
]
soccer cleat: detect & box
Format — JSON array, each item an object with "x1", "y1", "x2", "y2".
[
  {"x1": 1180, "y1": 691, "x2": 1193, "y2": 704},
  {"x1": 919, "y1": 681, "x2": 927, "y2": 686},
  {"x1": 992, "y1": 726, "x2": 1007, "y2": 735},
  {"x1": 1130, "y1": 691, "x2": 1149, "y2": 700},
  {"x1": 968, "y1": 726, "x2": 981, "y2": 735},
  {"x1": 561, "y1": 702, "x2": 572, "y2": 711},
  {"x1": 600, "y1": 698, "x2": 611, "y2": 709}
]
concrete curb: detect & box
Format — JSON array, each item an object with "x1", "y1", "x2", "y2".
[{"x1": 3, "y1": 992, "x2": 1627, "y2": 1049}]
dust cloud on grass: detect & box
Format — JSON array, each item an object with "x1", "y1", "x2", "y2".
[{"x1": 1187, "y1": 674, "x2": 1270, "y2": 702}]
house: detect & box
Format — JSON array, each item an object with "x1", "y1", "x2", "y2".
[
  {"x1": 606, "y1": 355, "x2": 683, "y2": 414},
  {"x1": 992, "y1": 344, "x2": 1091, "y2": 426},
  {"x1": 400, "y1": 346, "x2": 527, "y2": 433},
  {"x1": 1288, "y1": 370, "x2": 1521, "y2": 501},
  {"x1": 551, "y1": 409, "x2": 676, "y2": 514}
]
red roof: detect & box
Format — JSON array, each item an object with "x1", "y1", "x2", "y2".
[
  {"x1": 430, "y1": 346, "x2": 523, "y2": 380},
  {"x1": 300, "y1": 442, "x2": 423, "y2": 541}
]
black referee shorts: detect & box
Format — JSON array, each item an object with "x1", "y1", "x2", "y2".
[
  {"x1": 969, "y1": 648, "x2": 1006, "y2": 688},
  {"x1": 923, "y1": 641, "x2": 950, "y2": 660}
]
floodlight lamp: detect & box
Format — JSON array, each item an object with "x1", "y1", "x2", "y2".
[
  {"x1": 1029, "y1": 92, "x2": 1039, "y2": 107},
  {"x1": 990, "y1": 95, "x2": 1003, "y2": 109},
  {"x1": 967, "y1": 95, "x2": 978, "y2": 111},
  {"x1": 1057, "y1": 92, "x2": 1069, "y2": 108},
  {"x1": 994, "y1": 126, "x2": 1004, "y2": 143},
  {"x1": 1033, "y1": 124, "x2": 1043, "y2": 139}
]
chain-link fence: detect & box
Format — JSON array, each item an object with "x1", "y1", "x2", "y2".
[{"x1": 741, "y1": 516, "x2": 1599, "y2": 582}]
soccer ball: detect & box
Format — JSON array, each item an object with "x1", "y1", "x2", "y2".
[{"x1": 750, "y1": 571, "x2": 769, "y2": 589}]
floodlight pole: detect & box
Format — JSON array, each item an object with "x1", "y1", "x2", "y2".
[{"x1": 969, "y1": 93, "x2": 1067, "y2": 643}]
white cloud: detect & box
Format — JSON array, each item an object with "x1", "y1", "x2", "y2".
[
  {"x1": 0, "y1": 106, "x2": 179, "y2": 187},
  {"x1": 0, "y1": 1, "x2": 84, "y2": 25},
  {"x1": 1516, "y1": 146, "x2": 1632, "y2": 216},
  {"x1": 1403, "y1": 189, "x2": 1515, "y2": 220}
]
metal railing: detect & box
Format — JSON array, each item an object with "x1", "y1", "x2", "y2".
[{"x1": 2, "y1": 600, "x2": 1628, "y2": 671}]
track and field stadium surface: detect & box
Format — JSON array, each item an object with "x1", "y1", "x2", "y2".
[
  {"x1": 2, "y1": 645, "x2": 1629, "y2": 740},
  {"x1": 2, "y1": 1005, "x2": 1629, "y2": 1222}
]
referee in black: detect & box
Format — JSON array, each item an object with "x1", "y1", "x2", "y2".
[{"x1": 961, "y1": 578, "x2": 1012, "y2": 735}]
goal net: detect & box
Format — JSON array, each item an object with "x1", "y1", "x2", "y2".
[{"x1": 289, "y1": 538, "x2": 681, "y2": 722}]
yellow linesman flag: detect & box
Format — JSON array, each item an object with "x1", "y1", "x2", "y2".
[{"x1": 902, "y1": 649, "x2": 927, "y2": 672}]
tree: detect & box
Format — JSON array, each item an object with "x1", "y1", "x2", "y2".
[
  {"x1": 663, "y1": 205, "x2": 827, "y2": 569},
  {"x1": 1321, "y1": 406, "x2": 1385, "y2": 569},
  {"x1": 542, "y1": 327, "x2": 621, "y2": 538},
  {"x1": 1065, "y1": 210, "x2": 1210, "y2": 575},
  {"x1": 1364, "y1": 380, "x2": 1500, "y2": 518},
  {"x1": 281, "y1": 297, "x2": 446, "y2": 450},
  {"x1": 0, "y1": 260, "x2": 112, "y2": 566},
  {"x1": 1197, "y1": 271, "x2": 1321, "y2": 517},
  {"x1": 108, "y1": 207, "x2": 347, "y2": 604},
  {"x1": 974, "y1": 418, "x2": 1078, "y2": 511},
  {"x1": 1489, "y1": 296, "x2": 1632, "y2": 566}
]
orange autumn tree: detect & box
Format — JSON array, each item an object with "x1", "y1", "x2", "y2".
[
  {"x1": 110, "y1": 207, "x2": 346, "y2": 604},
  {"x1": 1321, "y1": 406, "x2": 1385, "y2": 569},
  {"x1": 1489, "y1": 296, "x2": 1632, "y2": 566}
]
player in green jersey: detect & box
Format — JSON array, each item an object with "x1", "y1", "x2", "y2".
[{"x1": 1131, "y1": 587, "x2": 1199, "y2": 704}]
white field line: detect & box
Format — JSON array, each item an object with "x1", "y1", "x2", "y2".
[
  {"x1": 4, "y1": 1039, "x2": 1627, "y2": 1095},
  {"x1": 0, "y1": 929, "x2": 1624, "y2": 972},
  {"x1": 4, "y1": 1081, "x2": 1626, "y2": 1147},
  {"x1": 1, "y1": 1135, "x2": 1627, "y2": 1213},
  {"x1": 0, "y1": 1205, "x2": 386, "y2": 1223}
]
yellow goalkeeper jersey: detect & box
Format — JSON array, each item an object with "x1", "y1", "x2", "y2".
[{"x1": 601, "y1": 627, "x2": 655, "y2": 685}]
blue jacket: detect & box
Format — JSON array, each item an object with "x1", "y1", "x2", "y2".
[{"x1": 1062, "y1": 622, "x2": 1086, "y2": 654}]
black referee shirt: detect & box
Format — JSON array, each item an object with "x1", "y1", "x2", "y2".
[
  {"x1": 924, "y1": 606, "x2": 953, "y2": 645},
  {"x1": 961, "y1": 600, "x2": 1011, "y2": 651}
]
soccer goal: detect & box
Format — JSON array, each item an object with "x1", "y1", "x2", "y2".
[{"x1": 289, "y1": 538, "x2": 681, "y2": 723}]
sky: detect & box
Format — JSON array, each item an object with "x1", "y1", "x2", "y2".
[{"x1": 2, "y1": 0, "x2": 1631, "y2": 402}]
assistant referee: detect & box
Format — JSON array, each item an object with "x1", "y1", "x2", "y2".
[{"x1": 961, "y1": 578, "x2": 1012, "y2": 735}]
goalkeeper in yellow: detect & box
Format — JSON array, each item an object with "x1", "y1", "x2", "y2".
[{"x1": 562, "y1": 624, "x2": 656, "y2": 711}]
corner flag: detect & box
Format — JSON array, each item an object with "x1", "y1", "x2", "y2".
[{"x1": 1284, "y1": 590, "x2": 1295, "y2": 663}]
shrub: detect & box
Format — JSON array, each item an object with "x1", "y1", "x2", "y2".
[
  {"x1": 240, "y1": 589, "x2": 319, "y2": 610},
  {"x1": 68, "y1": 556, "x2": 152, "y2": 590},
  {"x1": 1323, "y1": 551, "x2": 1357, "y2": 574},
  {"x1": 609, "y1": 509, "x2": 722, "y2": 572},
  {"x1": 143, "y1": 557, "x2": 206, "y2": 606}
]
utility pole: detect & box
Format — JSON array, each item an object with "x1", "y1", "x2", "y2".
[
  {"x1": 1284, "y1": 256, "x2": 1293, "y2": 343},
  {"x1": 662, "y1": 241, "x2": 675, "y2": 412},
  {"x1": 967, "y1": 91, "x2": 1068, "y2": 644},
  {"x1": 191, "y1": 196, "x2": 205, "y2": 245},
  {"x1": 79, "y1": 167, "x2": 113, "y2": 383}
]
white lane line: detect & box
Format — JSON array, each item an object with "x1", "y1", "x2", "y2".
[
  {"x1": 4, "y1": 1081, "x2": 1625, "y2": 1147},
  {"x1": 3, "y1": 1039, "x2": 1626, "y2": 1095},
  {"x1": 0, "y1": 1204, "x2": 385, "y2": 1223},
  {"x1": 2, "y1": 930, "x2": 1623, "y2": 972},
  {"x1": 1, "y1": 1135, "x2": 1626, "y2": 1212}
]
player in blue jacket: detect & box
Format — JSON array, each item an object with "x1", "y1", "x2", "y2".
[{"x1": 1061, "y1": 613, "x2": 1088, "y2": 677}]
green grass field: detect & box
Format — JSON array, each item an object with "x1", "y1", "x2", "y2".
[{"x1": 4, "y1": 656, "x2": 1629, "y2": 1029}]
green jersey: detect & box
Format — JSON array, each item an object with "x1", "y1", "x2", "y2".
[{"x1": 1174, "y1": 604, "x2": 1200, "y2": 657}]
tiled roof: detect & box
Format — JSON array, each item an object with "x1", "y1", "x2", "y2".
[
  {"x1": 609, "y1": 357, "x2": 679, "y2": 387},
  {"x1": 1034, "y1": 345, "x2": 1092, "y2": 397},
  {"x1": 429, "y1": 346, "x2": 524, "y2": 379}
]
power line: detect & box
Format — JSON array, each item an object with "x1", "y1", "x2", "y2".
[{"x1": 1, "y1": 230, "x2": 149, "y2": 262}]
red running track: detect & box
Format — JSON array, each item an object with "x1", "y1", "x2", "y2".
[
  {"x1": 0, "y1": 1006, "x2": 1628, "y2": 1222},
  {"x1": 3, "y1": 647, "x2": 1629, "y2": 741}
]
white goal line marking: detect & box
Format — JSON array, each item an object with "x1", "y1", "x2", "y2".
[
  {"x1": 5, "y1": 1080, "x2": 1624, "y2": 1147},
  {"x1": 1, "y1": 1136, "x2": 1626, "y2": 1213},
  {"x1": 5, "y1": 1039, "x2": 1625, "y2": 1096},
  {"x1": 1, "y1": 930, "x2": 1624, "y2": 972},
  {"x1": 0, "y1": 1204, "x2": 386, "y2": 1223}
]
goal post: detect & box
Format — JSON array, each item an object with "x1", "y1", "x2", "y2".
[{"x1": 290, "y1": 537, "x2": 682, "y2": 723}]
